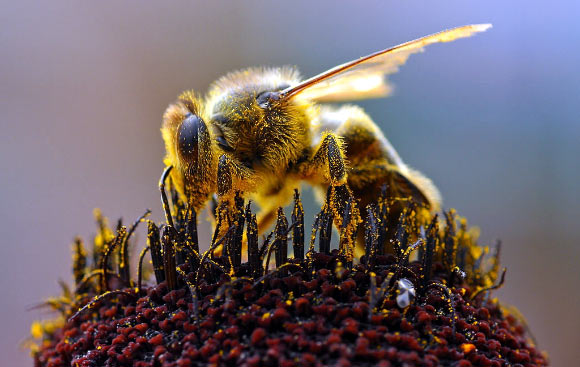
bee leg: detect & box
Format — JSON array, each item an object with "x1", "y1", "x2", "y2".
[
  {"x1": 305, "y1": 132, "x2": 348, "y2": 186},
  {"x1": 214, "y1": 154, "x2": 235, "y2": 237},
  {"x1": 299, "y1": 132, "x2": 353, "y2": 216},
  {"x1": 299, "y1": 132, "x2": 361, "y2": 260},
  {"x1": 217, "y1": 154, "x2": 233, "y2": 198},
  {"x1": 324, "y1": 133, "x2": 347, "y2": 185},
  {"x1": 214, "y1": 154, "x2": 246, "y2": 257},
  {"x1": 317, "y1": 105, "x2": 441, "y2": 255},
  {"x1": 159, "y1": 165, "x2": 175, "y2": 228}
]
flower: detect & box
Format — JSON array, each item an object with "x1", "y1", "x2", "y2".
[{"x1": 29, "y1": 183, "x2": 548, "y2": 366}]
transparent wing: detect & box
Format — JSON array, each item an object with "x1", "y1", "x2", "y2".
[{"x1": 280, "y1": 24, "x2": 491, "y2": 103}]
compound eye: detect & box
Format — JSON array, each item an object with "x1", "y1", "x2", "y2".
[{"x1": 177, "y1": 113, "x2": 203, "y2": 161}]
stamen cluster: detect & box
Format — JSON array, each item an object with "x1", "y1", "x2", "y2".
[{"x1": 29, "y1": 184, "x2": 548, "y2": 366}]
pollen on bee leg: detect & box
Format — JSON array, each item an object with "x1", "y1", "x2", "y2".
[
  {"x1": 324, "y1": 133, "x2": 346, "y2": 185},
  {"x1": 217, "y1": 155, "x2": 233, "y2": 197},
  {"x1": 330, "y1": 184, "x2": 361, "y2": 262}
]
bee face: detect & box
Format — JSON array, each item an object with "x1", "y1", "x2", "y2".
[{"x1": 161, "y1": 92, "x2": 218, "y2": 209}]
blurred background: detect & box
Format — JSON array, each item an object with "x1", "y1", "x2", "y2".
[{"x1": 1, "y1": 1, "x2": 578, "y2": 365}]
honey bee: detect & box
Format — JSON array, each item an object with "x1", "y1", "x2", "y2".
[{"x1": 161, "y1": 24, "x2": 491, "y2": 253}]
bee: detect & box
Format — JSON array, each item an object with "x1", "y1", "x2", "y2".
[{"x1": 161, "y1": 24, "x2": 491, "y2": 254}]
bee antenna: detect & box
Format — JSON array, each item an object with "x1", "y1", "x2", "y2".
[{"x1": 159, "y1": 166, "x2": 175, "y2": 228}]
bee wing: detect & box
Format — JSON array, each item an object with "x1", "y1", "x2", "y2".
[{"x1": 281, "y1": 24, "x2": 491, "y2": 103}]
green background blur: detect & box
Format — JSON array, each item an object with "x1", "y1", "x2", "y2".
[{"x1": 1, "y1": 1, "x2": 578, "y2": 365}]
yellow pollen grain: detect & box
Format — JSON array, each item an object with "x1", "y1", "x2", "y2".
[
  {"x1": 30, "y1": 322, "x2": 43, "y2": 339},
  {"x1": 460, "y1": 343, "x2": 476, "y2": 354}
]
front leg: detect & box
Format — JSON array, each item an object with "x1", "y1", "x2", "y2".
[
  {"x1": 217, "y1": 154, "x2": 234, "y2": 199},
  {"x1": 212, "y1": 154, "x2": 244, "y2": 254}
]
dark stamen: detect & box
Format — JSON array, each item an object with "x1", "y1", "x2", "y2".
[
  {"x1": 147, "y1": 220, "x2": 165, "y2": 284},
  {"x1": 119, "y1": 209, "x2": 151, "y2": 286},
  {"x1": 291, "y1": 189, "x2": 305, "y2": 260}
]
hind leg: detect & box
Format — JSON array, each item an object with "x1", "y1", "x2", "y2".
[
  {"x1": 316, "y1": 104, "x2": 439, "y2": 210},
  {"x1": 297, "y1": 132, "x2": 348, "y2": 186},
  {"x1": 295, "y1": 131, "x2": 362, "y2": 259},
  {"x1": 316, "y1": 105, "x2": 441, "y2": 255}
]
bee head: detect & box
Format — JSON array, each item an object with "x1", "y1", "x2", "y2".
[{"x1": 161, "y1": 92, "x2": 218, "y2": 206}]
